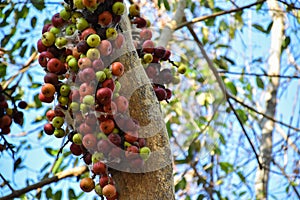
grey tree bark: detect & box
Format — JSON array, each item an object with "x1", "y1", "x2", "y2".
[
  {"x1": 109, "y1": 12, "x2": 175, "y2": 200},
  {"x1": 255, "y1": 0, "x2": 284, "y2": 199}
]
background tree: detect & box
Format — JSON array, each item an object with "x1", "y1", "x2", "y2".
[{"x1": 1, "y1": 0, "x2": 300, "y2": 199}]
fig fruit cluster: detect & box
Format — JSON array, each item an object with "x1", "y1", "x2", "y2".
[
  {"x1": 0, "y1": 85, "x2": 27, "y2": 135},
  {"x1": 36, "y1": 1, "x2": 161, "y2": 199},
  {"x1": 37, "y1": 0, "x2": 184, "y2": 198},
  {"x1": 128, "y1": 5, "x2": 186, "y2": 103}
]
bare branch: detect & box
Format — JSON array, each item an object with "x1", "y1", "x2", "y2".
[
  {"x1": 3, "y1": 51, "x2": 38, "y2": 90},
  {"x1": 275, "y1": 125, "x2": 300, "y2": 155},
  {"x1": 0, "y1": 166, "x2": 88, "y2": 200},
  {"x1": 272, "y1": 160, "x2": 300, "y2": 198},
  {"x1": 219, "y1": 70, "x2": 300, "y2": 79},
  {"x1": 0, "y1": 173, "x2": 14, "y2": 192},
  {"x1": 175, "y1": 1, "x2": 267, "y2": 31},
  {"x1": 229, "y1": 94, "x2": 300, "y2": 132},
  {"x1": 185, "y1": 17, "x2": 262, "y2": 170}
]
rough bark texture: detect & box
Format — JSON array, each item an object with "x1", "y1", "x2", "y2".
[
  {"x1": 255, "y1": 0, "x2": 284, "y2": 199},
  {"x1": 108, "y1": 13, "x2": 175, "y2": 200}
]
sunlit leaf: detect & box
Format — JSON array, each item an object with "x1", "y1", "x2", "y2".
[
  {"x1": 52, "y1": 156, "x2": 63, "y2": 174},
  {"x1": 225, "y1": 81, "x2": 237, "y2": 95},
  {"x1": 45, "y1": 147, "x2": 59, "y2": 157}
]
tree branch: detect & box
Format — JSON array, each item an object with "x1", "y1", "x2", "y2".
[
  {"x1": 0, "y1": 135, "x2": 15, "y2": 159},
  {"x1": 0, "y1": 166, "x2": 88, "y2": 200},
  {"x1": 0, "y1": 173, "x2": 14, "y2": 192},
  {"x1": 218, "y1": 70, "x2": 300, "y2": 79},
  {"x1": 157, "y1": 0, "x2": 186, "y2": 47},
  {"x1": 185, "y1": 17, "x2": 262, "y2": 170},
  {"x1": 229, "y1": 94, "x2": 300, "y2": 132},
  {"x1": 275, "y1": 124, "x2": 300, "y2": 155},
  {"x1": 175, "y1": 0, "x2": 267, "y2": 31},
  {"x1": 272, "y1": 159, "x2": 300, "y2": 198},
  {"x1": 3, "y1": 51, "x2": 38, "y2": 90},
  {"x1": 276, "y1": 0, "x2": 300, "y2": 9}
]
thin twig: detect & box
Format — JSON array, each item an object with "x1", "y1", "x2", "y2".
[
  {"x1": 0, "y1": 166, "x2": 88, "y2": 200},
  {"x1": 55, "y1": 139, "x2": 70, "y2": 162},
  {"x1": 185, "y1": 17, "x2": 262, "y2": 169},
  {"x1": 175, "y1": 0, "x2": 267, "y2": 30},
  {"x1": 276, "y1": 0, "x2": 300, "y2": 9},
  {"x1": 0, "y1": 173, "x2": 14, "y2": 192},
  {"x1": 218, "y1": 70, "x2": 300, "y2": 79},
  {"x1": 229, "y1": 94, "x2": 300, "y2": 131},
  {"x1": 0, "y1": 135, "x2": 15, "y2": 159},
  {"x1": 272, "y1": 160, "x2": 300, "y2": 198},
  {"x1": 227, "y1": 98, "x2": 263, "y2": 169},
  {"x1": 3, "y1": 51, "x2": 38, "y2": 90}
]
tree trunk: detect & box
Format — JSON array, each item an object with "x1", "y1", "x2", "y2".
[
  {"x1": 255, "y1": 0, "x2": 284, "y2": 199},
  {"x1": 157, "y1": 0, "x2": 186, "y2": 47},
  {"x1": 109, "y1": 13, "x2": 175, "y2": 200}
]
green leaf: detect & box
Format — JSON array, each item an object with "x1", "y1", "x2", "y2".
[
  {"x1": 30, "y1": 0, "x2": 45, "y2": 10},
  {"x1": 174, "y1": 159, "x2": 188, "y2": 165},
  {"x1": 237, "y1": 171, "x2": 246, "y2": 183},
  {"x1": 291, "y1": 181, "x2": 298, "y2": 187},
  {"x1": 34, "y1": 93, "x2": 42, "y2": 108},
  {"x1": 45, "y1": 147, "x2": 59, "y2": 157},
  {"x1": 166, "y1": 121, "x2": 173, "y2": 138},
  {"x1": 205, "y1": 17, "x2": 215, "y2": 26},
  {"x1": 256, "y1": 2, "x2": 264, "y2": 10},
  {"x1": 197, "y1": 194, "x2": 205, "y2": 200},
  {"x1": 68, "y1": 189, "x2": 76, "y2": 199},
  {"x1": 256, "y1": 76, "x2": 264, "y2": 89},
  {"x1": 30, "y1": 83, "x2": 42, "y2": 89},
  {"x1": 266, "y1": 21, "x2": 273, "y2": 34},
  {"x1": 163, "y1": 0, "x2": 170, "y2": 11},
  {"x1": 0, "y1": 63, "x2": 7, "y2": 78},
  {"x1": 52, "y1": 156, "x2": 63, "y2": 174},
  {"x1": 234, "y1": 11, "x2": 243, "y2": 25},
  {"x1": 219, "y1": 20, "x2": 228, "y2": 32},
  {"x1": 175, "y1": 178, "x2": 187, "y2": 192},
  {"x1": 20, "y1": 45, "x2": 27, "y2": 57},
  {"x1": 214, "y1": 58, "x2": 228, "y2": 70},
  {"x1": 225, "y1": 81, "x2": 237, "y2": 95},
  {"x1": 45, "y1": 187, "x2": 53, "y2": 199},
  {"x1": 219, "y1": 133, "x2": 226, "y2": 145},
  {"x1": 11, "y1": 38, "x2": 26, "y2": 53},
  {"x1": 239, "y1": 191, "x2": 246, "y2": 197},
  {"x1": 207, "y1": 0, "x2": 214, "y2": 9},
  {"x1": 158, "y1": 0, "x2": 162, "y2": 8},
  {"x1": 19, "y1": 194, "x2": 28, "y2": 200},
  {"x1": 53, "y1": 190, "x2": 62, "y2": 200},
  {"x1": 185, "y1": 196, "x2": 191, "y2": 200},
  {"x1": 18, "y1": 5, "x2": 29, "y2": 19},
  {"x1": 219, "y1": 162, "x2": 234, "y2": 174},
  {"x1": 252, "y1": 24, "x2": 266, "y2": 33},
  {"x1": 282, "y1": 36, "x2": 291, "y2": 49},
  {"x1": 191, "y1": 3, "x2": 196, "y2": 13},
  {"x1": 236, "y1": 109, "x2": 248, "y2": 123}
]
